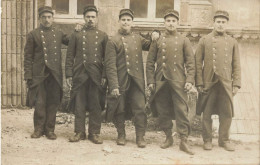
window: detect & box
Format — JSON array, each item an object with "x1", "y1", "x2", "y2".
[
  {"x1": 45, "y1": 0, "x2": 98, "y2": 23},
  {"x1": 125, "y1": 0, "x2": 180, "y2": 22}
]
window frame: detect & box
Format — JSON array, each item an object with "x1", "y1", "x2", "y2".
[
  {"x1": 45, "y1": 0, "x2": 98, "y2": 23},
  {"x1": 125, "y1": 0, "x2": 180, "y2": 23}
]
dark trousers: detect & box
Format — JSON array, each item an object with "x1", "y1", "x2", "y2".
[
  {"x1": 202, "y1": 82, "x2": 232, "y2": 143},
  {"x1": 74, "y1": 78, "x2": 102, "y2": 134},
  {"x1": 34, "y1": 73, "x2": 61, "y2": 133},
  {"x1": 114, "y1": 80, "x2": 147, "y2": 137},
  {"x1": 155, "y1": 82, "x2": 190, "y2": 137}
]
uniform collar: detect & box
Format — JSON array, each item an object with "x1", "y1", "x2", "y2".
[
  {"x1": 83, "y1": 25, "x2": 96, "y2": 30},
  {"x1": 40, "y1": 24, "x2": 53, "y2": 31},
  {"x1": 118, "y1": 28, "x2": 132, "y2": 36},
  {"x1": 165, "y1": 30, "x2": 178, "y2": 36},
  {"x1": 213, "y1": 30, "x2": 227, "y2": 37}
]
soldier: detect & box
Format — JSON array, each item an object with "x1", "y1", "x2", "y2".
[
  {"x1": 105, "y1": 9, "x2": 159, "y2": 148},
  {"x1": 24, "y1": 6, "x2": 69, "y2": 140},
  {"x1": 146, "y1": 9, "x2": 195, "y2": 155},
  {"x1": 195, "y1": 10, "x2": 241, "y2": 151},
  {"x1": 66, "y1": 5, "x2": 108, "y2": 144}
]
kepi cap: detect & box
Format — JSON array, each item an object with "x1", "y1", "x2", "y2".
[
  {"x1": 83, "y1": 5, "x2": 98, "y2": 15},
  {"x1": 119, "y1": 9, "x2": 134, "y2": 20},
  {"x1": 38, "y1": 6, "x2": 53, "y2": 16},
  {"x1": 164, "y1": 9, "x2": 179, "y2": 20},
  {"x1": 214, "y1": 10, "x2": 229, "y2": 21}
]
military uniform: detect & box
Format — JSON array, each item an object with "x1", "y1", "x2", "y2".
[
  {"x1": 195, "y1": 30, "x2": 241, "y2": 144},
  {"x1": 105, "y1": 27, "x2": 152, "y2": 137},
  {"x1": 146, "y1": 30, "x2": 195, "y2": 138},
  {"x1": 24, "y1": 7, "x2": 69, "y2": 136},
  {"x1": 66, "y1": 25, "x2": 108, "y2": 135}
]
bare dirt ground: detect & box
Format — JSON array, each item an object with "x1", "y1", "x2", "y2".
[{"x1": 1, "y1": 108, "x2": 259, "y2": 165}]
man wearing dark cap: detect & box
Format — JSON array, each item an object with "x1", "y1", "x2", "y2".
[
  {"x1": 105, "y1": 8, "x2": 159, "y2": 148},
  {"x1": 195, "y1": 10, "x2": 241, "y2": 151},
  {"x1": 24, "y1": 6, "x2": 69, "y2": 140},
  {"x1": 146, "y1": 9, "x2": 195, "y2": 155},
  {"x1": 66, "y1": 5, "x2": 108, "y2": 144}
]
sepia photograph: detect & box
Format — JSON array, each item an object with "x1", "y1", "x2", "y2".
[{"x1": 1, "y1": 0, "x2": 259, "y2": 164}]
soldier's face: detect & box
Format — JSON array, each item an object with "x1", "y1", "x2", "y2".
[
  {"x1": 164, "y1": 16, "x2": 178, "y2": 32},
  {"x1": 119, "y1": 15, "x2": 133, "y2": 31},
  {"x1": 84, "y1": 11, "x2": 97, "y2": 27},
  {"x1": 214, "y1": 17, "x2": 228, "y2": 33},
  {"x1": 39, "y1": 12, "x2": 54, "y2": 27}
]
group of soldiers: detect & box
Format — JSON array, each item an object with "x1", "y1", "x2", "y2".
[{"x1": 24, "y1": 5, "x2": 241, "y2": 155}]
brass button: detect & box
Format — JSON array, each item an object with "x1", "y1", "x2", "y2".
[
  {"x1": 174, "y1": 62, "x2": 176, "y2": 64},
  {"x1": 83, "y1": 30, "x2": 86, "y2": 33},
  {"x1": 175, "y1": 48, "x2": 177, "y2": 51},
  {"x1": 127, "y1": 62, "x2": 129, "y2": 65},
  {"x1": 41, "y1": 31, "x2": 43, "y2": 33},
  {"x1": 94, "y1": 61, "x2": 97, "y2": 63},
  {"x1": 126, "y1": 55, "x2": 129, "y2": 58},
  {"x1": 44, "y1": 54, "x2": 47, "y2": 56},
  {"x1": 162, "y1": 63, "x2": 166, "y2": 67},
  {"x1": 95, "y1": 48, "x2": 98, "y2": 51},
  {"x1": 136, "y1": 68, "x2": 139, "y2": 71},
  {"x1": 136, "y1": 61, "x2": 138, "y2": 63},
  {"x1": 83, "y1": 42, "x2": 85, "y2": 44},
  {"x1": 45, "y1": 60, "x2": 47, "y2": 63},
  {"x1": 95, "y1": 54, "x2": 97, "y2": 56},
  {"x1": 83, "y1": 36, "x2": 85, "y2": 38},
  {"x1": 96, "y1": 36, "x2": 98, "y2": 39},
  {"x1": 83, "y1": 54, "x2": 86, "y2": 57},
  {"x1": 162, "y1": 56, "x2": 165, "y2": 59},
  {"x1": 95, "y1": 42, "x2": 98, "y2": 44},
  {"x1": 96, "y1": 31, "x2": 98, "y2": 34},
  {"x1": 53, "y1": 34, "x2": 55, "y2": 37},
  {"x1": 54, "y1": 40, "x2": 56, "y2": 43},
  {"x1": 127, "y1": 69, "x2": 130, "y2": 72},
  {"x1": 162, "y1": 49, "x2": 165, "y2": 52},
  {"x1": 83, "y1": 48, "x2": 85, "y2": 50}
]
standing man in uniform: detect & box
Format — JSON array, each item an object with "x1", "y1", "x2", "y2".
[
  {"x1": 66, "y1": 5, "x2": 108, "y2": 144},
  {"x1": 24, "y1": 6, "x2": 69, "y2": 140},
  {"x1": 195, "y1": 10, "x2": 241, "y2": 151},
  {"x1": 146, "y1": 9, "x2": 195, "y2": 155},
  {"x1": 105, "y1": 9, "x2": 159, "y2": 148}
]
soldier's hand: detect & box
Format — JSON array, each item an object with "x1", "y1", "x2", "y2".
[
  {"x1": 151, "y1": 31, "x2": 160, "y2": 41},
  {"x1": 26, "y1": 79, "x2": 33, "y2": 88},
  {"x1": 148, "y1": 84, "x2": 155, "y2": 93},
  {"x1": 75, "y1": 22, "x2": 84, "y2": 32},
  {"x1": 101, "y1": 78, "x2": 107, "y2": 88},
  {"x1": 111, "y1": 88, "x2": 120, "y2": 97},
  {"x1": 197, "y1": 86, "x2": 204, "y2": 93},
  {"x1": 232, "y1": 86, "x2": 239, "y2": 96},
  {"x1": 66, "y1": 77, "x2": 73, "y2": 89},
  {"x1": 184, "y1": 82, "x2": 193, "y2": 92}
]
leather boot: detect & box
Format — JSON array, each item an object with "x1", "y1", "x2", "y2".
[
  {"x1": 88, "y1": 134, "x2": 103, "y2": 144},
  {"x1": 31, "y1": 131, "x2": 44, "y2": 138},
  {"x1": 179, "y1": 137, "x2": 194, "y2": 155},
  {"x1": 203, "y1": 141, "x2": 213, "y2": 150},
  {"x1": 117, "y1": 133, "x2": 126, "y2": 145},
  {"x1": 219, "y1": 141, "x2": 235, "y2": 151},
  {"x1": 136, "y1": 136, "x2": 146, "y2": 148},
  {"x1": 160, "y1": 136, "x2": 173, "y2": 149},
  {"x1": 69, "y1": 132, "x2": 86, "y2": 142},
  {"x1": 46, "y1": 132, "x2": 57, "y2": 140}
]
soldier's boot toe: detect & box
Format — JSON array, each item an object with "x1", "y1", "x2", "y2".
[
  {"x1": 88, "y1": 134, "x2": 103, "y2": 144},
  {"x1": 31, "y1": 131, "x2": 44, "y2": 138},
  {"x1": 203, "y1": 141, "x2": 213, "y2": 150},
  {"x1": 69, "y1": 132, "x2": 86, "y2": 142},
  {"x1": 179, "y1": 138, "x2": 194, "y2": 155},
  {"x1": 136, "y1": 136, "x2": 146, "y2": 148},
  {"x1": 46, "y1": 132, "x2": 57, "y2": 140},
  {"x1": 219, "y1": 141, "x2": 235, "y2": 151},
  {"x1": 160, "y1": 136, "x2": 173, "y2": 149},
  {"x1": 116, "y1": 133, "x2": 126, "y2": 145}
]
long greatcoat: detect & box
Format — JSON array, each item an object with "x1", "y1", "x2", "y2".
[
  {"x1": 105, "y1": 29, "x2": 151, "y2": 121},
  {"x1": 24, "y1": 24, "x2": 69, "y2": 107},
  {"x1": 195, "y1": 31, "x2": 241, "y2": 116},
  {"x1": 65, "y1": 26, "x2": 108, "y2": 112},
  {"x1": 146, "y1": 31, "x2": 195, "y2": 118}
]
